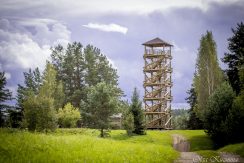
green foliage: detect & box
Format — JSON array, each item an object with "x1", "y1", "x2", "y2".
[
  {"x1": 22, "y1": 91, "x2": 39, "y2": 131},
  {"x1": 51, "y1": 42, "x2": 120, "y2": 108},
  {"x1": 222, "y1": 22, "x2": 244, "y2": 95},
  {"x1": 36, "y1": 97, "x2": 57, "y2": 132},
  {"x1": 186, "y1": 82, "x2": 203, "y2": 129},
  {"x1": 81, "y1": 82, "x2": 120, "y2": 137},
  {"x1": 23, "y1": 92, "x2": 57, "y2": 132},
  {"x1": 172, "y1": 109, "x2": 189, "y2": 129},
  {"x1": 53, "y1": 81, "x2": 65, "y2": 110},
  {"x1": 225, "y1": 95, "x2": 244, "y2": 143},
  {"x1": 57, "y1": 103, "x2": 81, "y2": 128},
  {"x1": 225, "y1": 67, "x2": 244, "y2": 144},
  {"x1": 22, "y1": 63, "x2": 58, "y2": 132},
  {"x1": 0, "y1": 72, "x2": 12, "y2": 105},
  {"x1": 122, "y1": 112, "x2": 134, "y2": 136},
  {"x1": 203, "y1": 82, "x2": 235, "y2": 147},
  {"x1": 195, "y1": 31, "x2": 224, "y2": 120},
  {"x1": 0, "y1": 71, "x2": 12, "y2": 126},
  {"x1": 39, "y1": 63, "x2": 57, "y2": 99},
  {"x1": 17, "y1": 68, "x2": 42, "y2": 110},
  {"x1": 130, "y1": 88, "x2": 145, "y2": 135},
  {"x1": 7, "y1": 109, "x2": 22, "y2": 128}
]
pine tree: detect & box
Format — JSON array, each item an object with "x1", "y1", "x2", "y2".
[
  {"x1": 195, "y1": 31, "x2": 224, "y2": 120},
  {"x1": 17, "y1": 68, "x2": 42, "y2": 111},
  {"x1": 51, "y1": 44, "x2": 65, "y2": 81},
  {"x1": 84, "y1": 44, "x2": 119, "y2": 86},
  {"x1": 50, "y1": 42, "x2": 121, "y2": 108},
  {"x1": 222, "y1": 22, "x2": 244, "y2": 95},
  {"x1": 0, "y1": 72, "x2": 12, "y2": 126},
  {"x1": 186, "y1": 83, "x2": 203, "y2": 129},
  {"x1": 130, "y1": 88, "x2": 145, "y2": 135},
  {"x1": 123, "y1": 112, "x2": 134, "y2": 136},
  {"x1": 81, "y1": 82, "x2": 120, "y2": 137}
]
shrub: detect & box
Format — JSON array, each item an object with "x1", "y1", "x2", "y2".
[
  {"x1": 57, "y1": 103, "x2": 81, "y2": 128},
  {"x1": 203, "y1": 82, "x2": 235, "y2": 147},
  {"x1": 123, "y1": 112, "x2": 134, "y2": 136}
]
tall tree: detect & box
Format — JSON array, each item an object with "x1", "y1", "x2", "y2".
[
  {"x1": 195, "y1": 31, "x2": 224, "y2": 120},
  {"x1": 81, "y1": 82, "x2": 120, "y2": 137},
  {"x1": 23, "y1": 63, "x2": 58, "y2": 131},
  {"x1": 53, "y1": 81, "x2": 65, "y2": 110},
  {"x1": 222, "y1": 22, "x2": 244, "y2": 95},
  {"x1": 0, "y1": 72, "x2": 12, "y2": 126},
  {"x1": 50, "y1": 44, "x2": 65, "y2": 81},
  {"x1": 50, "y1": 42, "x2": 121, "y2": 108},
  {"x1": 130, "y1": 88, "x2": 145, "y2": 135},
  {"x1": 51, "y1": 42, "x2": 85, "y2": 107},
  {"x1": 225, "y1": 65, "x2": 244, "y2": 144},
  {"x1": 84, "y1": 45, "x2": 119, "y2": 86},
  {"x1": 17, "y1": 68, "x2": 42, "y2": 110}
]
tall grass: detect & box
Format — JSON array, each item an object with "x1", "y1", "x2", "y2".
[{"x1": 0, "y1": 128, "x2": 179, "y2": 163}]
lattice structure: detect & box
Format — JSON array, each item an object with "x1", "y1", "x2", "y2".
[{"x1": 143, "y1": 38, "x2": 173, "y2": 129}]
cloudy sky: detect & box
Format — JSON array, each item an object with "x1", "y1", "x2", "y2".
[{"x1": 0, "y1": 0, "x2": 243, "y2": 109}]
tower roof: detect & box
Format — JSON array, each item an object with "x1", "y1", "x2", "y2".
[{"x1": 142, "y1": 37, "x2": 173, "y2": 47}]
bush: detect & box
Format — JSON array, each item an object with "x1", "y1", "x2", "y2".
[
  {"x1": 225, "y1": 91, "x2": 244, "y2": 143},
  {"x1": 203, "y1": 82, "x2": 235, "y2": 147},
  {"x1": 57, "y1": 103, "x2": 81, "y2": 128},
  {"x1": 123, "y1": 112, "x2": 134, "y2": 136},
  {"x1": 23, "y1": 92, "x2": 57, "y2": 132}
]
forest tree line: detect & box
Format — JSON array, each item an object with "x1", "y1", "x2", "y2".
[
  {"x1": 0, "y1": 43, "x2": 145, "y2": 137},
  {"x1": 183, "y1": 22, "x2": 244, "y2": 147}
]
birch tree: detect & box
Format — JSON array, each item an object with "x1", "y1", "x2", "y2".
[{"x1": 195, "y1": 31, "x2": 224, "y2": 119}]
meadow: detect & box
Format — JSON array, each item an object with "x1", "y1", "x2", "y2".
[
  {"x1": 0, "y1": 128, "x2": 179, "y2": 163},
  {"x1": 0, "y1": 128, "x2": 243, "y2": 163}
]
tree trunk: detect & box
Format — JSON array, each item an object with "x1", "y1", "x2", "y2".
[{"x1": 100, "y1": 128, "x2": 104, "y2": 137}]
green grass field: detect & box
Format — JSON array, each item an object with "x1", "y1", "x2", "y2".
[
  {"x1": 0, "y1": 128, "x2": 243, "y2": 162},
  {"x1": 0, "y1": 128, "x2": 179, "y2": 163}
]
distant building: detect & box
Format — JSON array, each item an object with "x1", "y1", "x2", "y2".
[{"x1": 110, "y1": 113, "x2": 122, "y2": 129}]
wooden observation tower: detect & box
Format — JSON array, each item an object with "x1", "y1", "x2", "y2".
[{"x1": 143, "y1": 38, "x2": 173, "y2": 129}]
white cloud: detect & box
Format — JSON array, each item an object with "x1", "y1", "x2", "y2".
[
  {"x1": 0, "y1": 18, "x2": 71, "y2": 103},
  {"x1": 0, "y1": 18, "x2": 71, "y2": 71},
  {"x1": 0, "y1": 29, "x2": 50, "y2": 70},
  {"x1": 83, "y1": 23, "x2": 128, "y2": 34},
  {"x1": 4, "y1": 72, "x2": 11, "y2": 80}
]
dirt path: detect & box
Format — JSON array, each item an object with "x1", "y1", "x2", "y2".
[
  {"x1": 172, "y1": 134, "x2": 202, "y2": 163},
  {"x1": 172, "y1": 134, "x2": 244, "y2": 163}
]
